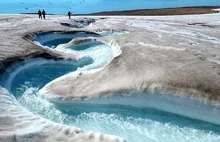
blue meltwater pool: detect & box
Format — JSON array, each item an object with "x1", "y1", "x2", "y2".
[{"x1": 1, "y1": 32, "x2": 220, "y2": 142}]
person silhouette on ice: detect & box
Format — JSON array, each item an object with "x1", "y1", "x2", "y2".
[
  {"x1": 68, "y1": 11, "x2": 72, "y2": 19},
  {"x1": 42, "y1": 9, "x2": 46, "y2": 19},
  {"x1": 38, "y1": 10, "x2": 42, "y2": 19}
]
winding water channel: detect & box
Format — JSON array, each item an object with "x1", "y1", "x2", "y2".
[{"x1": 1, "y1": 31, "x2": 220, "y2": 142}]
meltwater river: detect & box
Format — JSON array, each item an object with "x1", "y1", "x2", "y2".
[{"x1": 1, "y1": 31, "x2": 220, "y2": 142}]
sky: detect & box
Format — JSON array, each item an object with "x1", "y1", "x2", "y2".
[{"x1": 0, "y1": 0, "x2": 219, "y2": 14}]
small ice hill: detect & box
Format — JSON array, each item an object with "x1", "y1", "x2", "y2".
[{"x1": 0, "y1": 0, "x2": 219, "y2": 14}]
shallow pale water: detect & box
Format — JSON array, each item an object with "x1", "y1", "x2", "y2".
[
  {"x1": 0, "y1": 0, "x2": 219, "y2": 14},
  {"x1": 68, "y1": 40, "x2": 113, "y2": 70}
]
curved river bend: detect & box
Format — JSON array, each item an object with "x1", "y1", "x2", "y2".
[{"x1": 1, "y1": 31, "x2": 220, "y2": 142}]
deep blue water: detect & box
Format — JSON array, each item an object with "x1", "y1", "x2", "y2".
[
  {"x1": 2, "y1": 57, "x2": 220, "y2": 142},
  {"x1": 1, "y1": 58, "x2": 93, "y2": 98},
  {"x1": 0, "y1": 0, "x2": 219, "y2": 14},
  {"x1": 43, "y1": 38, "x2": 75, "y2": 48}
]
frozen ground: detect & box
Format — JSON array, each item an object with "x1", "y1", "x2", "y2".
[{"x1": 0, "y1": 13, "x2": 220, "y2": 142}]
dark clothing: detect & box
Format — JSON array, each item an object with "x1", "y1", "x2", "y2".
[
  {"x1": 68, "y1": 11, "x2": 71, "y2": 19},
  {"x1": 38, "y1": 10, "x2": 42, "y2": 19},
  {"x1": 42, "y1": 10, "x2": 46, "y2": 19}
]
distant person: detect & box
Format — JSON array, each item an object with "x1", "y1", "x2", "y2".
[
  {"x1": 38, "y1": 10, "x2": 42, "y2": 19},
  {"x1": 68, "y1": 11, "x2": 72, "y2": 19},
  {"x1": 42, "y1": 9, "x2": 46, "y2": 19}
]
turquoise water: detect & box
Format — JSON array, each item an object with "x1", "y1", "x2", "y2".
[
  {"x1": 1, "y1": 33, "x2": 220, "y2": 142},
  {"x1": 17, "y1": 88, "x2": 220, "y2": 142},
  {"x1": 0, "y1": 0, "x2": 219, "y2": 14},
  {"x1": 2, "y1": 59, "x2": 220, "y2": 142},
  {"x1": 42, "y1": 38, "x2": 75, "y2": 48},
  {"x1": 34, "y1": 32, "x2": 100, "y2": 48},
  {"x1": 68, "y1": 40, "x2": 113, "y2": 70},
  {"x1": 1, "y1": 58, "x2": 93, "y2": 98}
]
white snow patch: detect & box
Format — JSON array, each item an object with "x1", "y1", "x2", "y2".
[{"x1": 139, "y1": 42, "x2": 185, "y2": 51}]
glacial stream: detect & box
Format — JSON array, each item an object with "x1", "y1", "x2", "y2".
[{"x1": 1, "y1": 31, "x2": 220, "y2": 142}]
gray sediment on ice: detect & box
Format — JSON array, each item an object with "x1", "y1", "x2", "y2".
[{"x1": 60, "y1": 18, "x2": 96, "y2": 28}]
